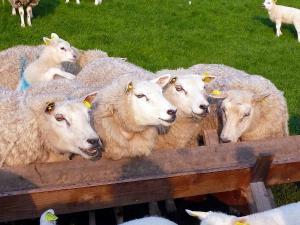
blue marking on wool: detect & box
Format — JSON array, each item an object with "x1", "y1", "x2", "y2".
[{"x1": 19, "y1": 56, "x2": 31, "y2": 91}]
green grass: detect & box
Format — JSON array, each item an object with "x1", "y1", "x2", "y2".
[{"x1": 1, "y1": 0, "x2": 300, "y2": 205}]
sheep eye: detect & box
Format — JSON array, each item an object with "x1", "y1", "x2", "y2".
[
  {"x1": 60, "y1": 47, "x2": 66, "y2": 51},
  {"x1": 175, "y1": 85, "x2": 183, "y2": 92},
  {"x1": 55, "y1": 114, "x2": 65, "y2": 122},
  {"x1": 135, "y1": 94, "x2": 146, "y2": 98},
  {"x1": 244, "y1": 112, "x2": 250, "y2": 117}
]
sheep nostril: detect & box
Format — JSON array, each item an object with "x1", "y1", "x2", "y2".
[
  {"x1": 200, "y1": 104, "x2": 209, "y2": 112},
  {"x1": 221, "y1": 136, "x2": 230, "y2": 143},
  {"x1": 167, "y1": 109, "x2": 177, "y2": 116},
  {"x1": 87, "y1": 138, "x2": 100, "y2": 146}
]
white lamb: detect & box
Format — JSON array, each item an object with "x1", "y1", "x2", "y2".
[
  {"x1": 9, "y1": 0, "x2": 39, "y2": 27},
  {"x1": 93, "y1": 74, "x2": 177, "y2": 160},
  {"x1": 120, "y1": 217, "x2": 177, "y2": 225},
  {"x1": 263, "y1": 0, "x2": 300, "y2": 41},
  {"x1": 189, "y1": 64, "x2": 289, "y2": 143},
  {"x1": 65, "y1": 0, "x2": 102, "y2": 5},
  {"x1": 0, "y1": 89, "x2": 102, "y2": 167},
  {"x1": 186, "y1": 202, "x2": 300, "y2": 225},
  {"x1": 16, "y1": 33, "x2": 78, "y2": 91},
  {"x1": 0, "y1": 45, "x2": 107, "y2": 90}
]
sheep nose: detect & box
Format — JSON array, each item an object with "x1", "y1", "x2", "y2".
[
  {"x1": 199, "y1": 104, "x2": 209, "y2": 113},
  {"x1": 73, "y1": 54, "x2": 77, "y2": 59},
  {"x1": 87, "y1": 138, "x2": 100, "y2": 147},
  {"x1": 167, "y1": 109, "x2": 177, "y2": 116},
  {"x1": 220, "y1": 135, "x2": 231, "y2": 143}
]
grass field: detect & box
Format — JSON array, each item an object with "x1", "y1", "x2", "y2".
[{"x1": 1, "y1": 0, "x2": 300, "y2": 205}]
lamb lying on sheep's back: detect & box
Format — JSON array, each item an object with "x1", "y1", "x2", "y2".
[
  {"x1": 0, "y1": 45, "x2": 107, "y2": 90},
  {"x1": 92, "y1": 74, "x2": 177, "y2": 160},
  {"x1": 0, "y1": 89, "x2": 102, "y2": 167},
  {"x1": 190, "y1": 64, "x2": 289, "y2": 142}
]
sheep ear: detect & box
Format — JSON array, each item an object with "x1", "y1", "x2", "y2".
[
  {"x1": 208, "y1": 90, "x2": 227, "y2": 99},
  {"x1": 185, "y1": 209, "x2": 210, "y2": 220},
  {"x1": 201, "y1": 72, "x2": 215, "y2": 84},
  {"x1": 232, "y1": 218, "x2": 250, "y2": 225},
  {"x1": 45, "y1": 102, "x2": 55, "y2": 114},
  {"x1": 83, "y1": 92, "x2": 98, "y2": 109},
  {"x1": 43, "y1": 37, "x2": 52, "y2": 46},
  {"x1": 253, "y1": 93, "x2": 270, "y2": 103},
  {"x1": 152, "y1": 74, "x2": 173, "y2": 88},
  {"x1": 125, "y1": 81, "x2": 134, "y2": 93},
  {"x1": 51, "y1": 33, "x2": 60, "y2": 40}
]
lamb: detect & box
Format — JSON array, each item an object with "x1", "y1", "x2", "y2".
[
  {"x1": 92, "y1": 74, "x2": 177, "y2": 160},
  {"x1": 189, "y1": 64, "x2": 289, "y2": 143},
  {"x1": 0, "y1": 45, "x2": 108, "y2": 90},
  {"x1": 65, "y1": 0, "x2": 102, "y2": 5},
  {"x1": 154, "y1": 69, "x2": 215, "y2": 149},
  {"x1": 0, "y1": 89, "x2": 103, "y2": 167},
  {"x1": 263, "y1": 0, "x2": 300, "y2": 42},
  {"x1": 40, "y1": 209, "x2": 58, "y2": 225},
  {"x1": 120, "y1": 217, "x2": 177, "y2": 225},
  {"x1": 9, "y1": 0, "x2": 39, "y2": 27},
  {"x1": 186, "y1": 202, "x2": 300, "y2": 225},
  {"x1": 16, "y1": 33, "x2": 79, "y2": 91}
]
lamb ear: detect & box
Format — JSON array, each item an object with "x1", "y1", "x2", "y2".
[
  {"x1": 125, "y1": 81, "x2": 134, "y2": 93},
  {"x1": 43, "y1": 37, "x2": 51, "y2": 46},
  {"x1": 51, "y1": 33, "x2": 60, "y2": 40},
  {"x1": 185, "y1": 209, "x2": 210, "y2": 220},
  {"x1": 208, "y1": 90, "x2": 227, "y2": 99},
  {"x1": 83, "y1": 92, "x2": 98, "y2": 109},
  {"x1": 253, "y1": 93, "x2": 270, "y2": 103},
  {"x1": 201, "y1": 72, "x2": 215, "y2": 84},
  {"x1": 152, "y1": 74, "x2": 173, "y2": 88}
]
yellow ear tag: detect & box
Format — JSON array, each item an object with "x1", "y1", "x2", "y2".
[
  {"x1": 126, "y1": 82, "x2": 134, "y2": 93},
  {"x1": 235, "y1": 222, "x2": 249, "y2": 225},
  {"x1": 83, "y1": 100, "x2": 92, "y2": 109},
  {"x1": 202, "y1": 72, "x2": 214, "y2": 83},
  {"x1": 170, "y1": 77, "x2": 177, "y2": 84},
  {"x1": 45, "y1": 212, "x2": 58, "y2": 222},
  {"x1": 211, "y1": 90, "x2": 222, "y2": 96}
]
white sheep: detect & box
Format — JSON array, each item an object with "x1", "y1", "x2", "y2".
[
  {"x1": 120, "y1": 217, "x2": 177, "y2": 225},
  {"x1": 65, "y1": 0, "x2": 102, "y2": 5},
  {"x1": 0, "y1": 45, "x2": 107, "y2": 90},
  {"x1": 263, "y1": 0, "x2": 300, "y2": 41},
  {"x1": 9, "y1": 0, "x2": 39, "y2": 27},
  {"x1": 0, "y1": 88, "x2": 102, "y2": 167},
  {"x1": 92, "y1": 74, "x2": 177, "y2": 160},
  {"x1": 189, "y1": 64, "x2": 289, "y2": 143},
  {"x1": 154, "y1": 69, "x2": 215, "y2": 149},
  {"x1": 16, "y1": 33, "x2": 78, "y2": 91},
  {"x1": 186, "y1": 202, "x2": 300, "y2": 225}
]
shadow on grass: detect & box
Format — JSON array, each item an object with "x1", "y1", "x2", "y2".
[
  {"x1": 253, "y1": 16, "x2": 297, "y2": 37},
  {"x1": 289, "y1": 114, "x2": 300, "y2": 135},
  {"x1": 34, "y1": 0, "x2": 60, "y2": 18}
]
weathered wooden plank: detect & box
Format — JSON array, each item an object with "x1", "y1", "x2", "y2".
[
  {"x1": 203, "y1": 129, "x2": 219, "y2": 146},
  {"x1": 249, "y1": 182, "x2": 275, "y2": 213},
  {"x1": 1, "y1": 135, "x2": 300, "y2": 222}
]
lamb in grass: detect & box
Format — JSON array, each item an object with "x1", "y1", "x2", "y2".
[
  {"x1": 65, "y1": 0, "x2": 102, "y2": 5},
  {"x1": 263, "y1": 0, "x2": 300, "y2": 41},
  {"x1": 9, "y1": 0, "x2": 39, "y2": 27},
  {"x1": 154, "y1": 69, "x2": 215, "y2": 149},
  {"x1": 186, "y1": 202, "x2": 300, "y2": 225},
  {"x1": 16, "y1": 33, "x2": 78, "y2": 91},
  {"x1": 0, "y1": 45, "x2": 107, "y2": 90},
  {"x1": 189, "y1": 64, "x2": 288, "y2": 143},
  {"x1": 92, "y1": 74, "x2": 177, "y2": 160},
  {"x1": 0, "y1": 89, "x2": 102, "y2": 167}
]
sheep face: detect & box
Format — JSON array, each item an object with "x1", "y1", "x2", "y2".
[
  {"x1": 186, "y1": 210, "x2": 239, "y2": 225},
  {"x1": 164, "y1": 75, "x2": 209, "y2": 118},
  {"x1": 43, "y1": 33, "x2": 78, "y2": 63},
  {"x1": 127, "y1": 75, "x2": 177, "y2": 127},
  {"x1": 40, "y1": 93, "x2": 102, "y2": 160},
  {"x1": 263, "y1": 0, "x2": 275, "y2": 10},
  {"x1": 40, "y1": 209, "x2": 58, "y2": 225}
]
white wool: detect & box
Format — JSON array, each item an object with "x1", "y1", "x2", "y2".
[
  {"x1": 120, "y1": 217, "x2": 177, "y2": 225},
  {"x1": 65, "y1": 0, "x2": 102, "y2": 5}
]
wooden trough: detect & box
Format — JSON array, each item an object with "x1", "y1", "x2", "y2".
[{"x1": 1, "y1": 132, "x2": 300, "y2": 222}]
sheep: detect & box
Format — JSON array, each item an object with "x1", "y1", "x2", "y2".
[
  {"x1": 189, "y1": 63, "x2": 289, "y2": 143},
  {"x1": 0, "y1": 45, "x2": 107, "y2": 90},
  {"x1": 120, "y1": 217, "x2": 177, "y2": 225},
  {"x1": 65, "y1": 0, "x2": 102, "y2": 5},
  {"x1": 9, "y1": 0, "x2": 39, "y2": 27},
  {"x1": 92, "y1": 73, "x2": 177, "y2": 160},
  {"x1": 154, "y1": 69, "x2": 216, "y2": 149},
  {"x1": 16, "y1": 33, "x2": 79, "y2": 91},
  {"x1": 186, "y1": 202, "x2": 300, "y2": 225},
  {"x1": 263, "y1": 0, "x2": 300, "y2": 41},
  {"x1": 0, "y1": 89, "x2": 103, "y2": 167},
  {"x1": 40, "y1": 209, "x2": 58, "y2": 225}
]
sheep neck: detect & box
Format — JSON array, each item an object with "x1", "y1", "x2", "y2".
[{"x1": 38, "y1": 48, "x2": 62, "y2": 68}]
